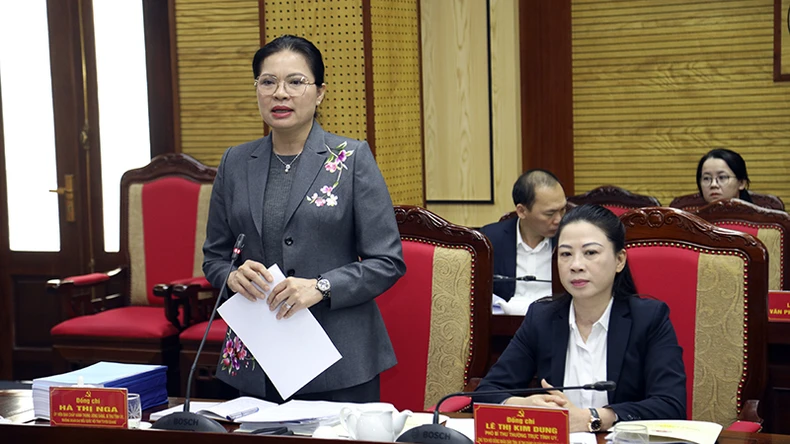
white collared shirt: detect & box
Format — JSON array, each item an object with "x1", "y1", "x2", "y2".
[
  {"x1": 563, "y1": 298, "x2": 613, "y2": 409},
  {"x1": 508, "y1": 220, "x2": 553, "y2": 315}
]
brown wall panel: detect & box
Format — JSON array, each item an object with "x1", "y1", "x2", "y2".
[
  {"x1": 174, "y1": 0, "x2": 262, "y2": 167},
  {"x1": 573, "y1": 0, "x2": 790, "y2": 205},
  {"x1": 369, "y1": 0, "x2": 424, "y2": 206},
  {"x1": 519, "y1": 0, "x2": 574, "y2": 195}
]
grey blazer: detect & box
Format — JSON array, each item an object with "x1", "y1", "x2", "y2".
[{"x1": 203, "y1": 122, "x2": 406, "y2": 394}]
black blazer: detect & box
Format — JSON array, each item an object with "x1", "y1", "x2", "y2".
[
  {"x1": 475, "y1": 296, "x2": 687, "y2": 422},
  {"x1": 480, "y1": 218, "x2": 518, "y2": 300}
]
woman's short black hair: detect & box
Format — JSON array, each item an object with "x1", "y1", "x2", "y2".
[
  {"x1": 556, "y1": 204, "x2": 637, "y2": 299},
  {"x1": 695, "y1": 148, "x2": 751, "y2": 202},
  {"x1": 252, "y1": 34, "x2": 325, "y2": 85}
]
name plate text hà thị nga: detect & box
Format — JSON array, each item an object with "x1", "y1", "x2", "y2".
[{"x1": 49, "y1": 386, "x2": 128, "y2": 428}]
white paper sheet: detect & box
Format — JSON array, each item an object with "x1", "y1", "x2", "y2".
[{"x1": 218, "y1": 264, "x2": 342, "y2": 400}]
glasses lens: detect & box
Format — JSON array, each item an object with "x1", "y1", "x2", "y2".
[
  {"x1": 256, "y1": 75, "x2": 308, "y2": 96},
  {"x1": 284, "y1": 76, "x2": 308, "y2": 96},
  {"x1": 256, "y1": 75, "x2": 277, "y2": 93}
]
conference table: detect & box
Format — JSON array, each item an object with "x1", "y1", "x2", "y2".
[{"x1": 2, "y1": 390, "x2": 789, "y2": 444}]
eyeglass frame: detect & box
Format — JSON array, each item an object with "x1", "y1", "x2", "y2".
[
  {"x1": 700, "y1": 174, "x2": 735, "y2": 187},
  {"x1": 253, "y1": 74, "x2": 317, "y2": 97}
]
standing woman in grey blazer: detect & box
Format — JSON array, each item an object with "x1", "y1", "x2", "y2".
[{"x1": 202, "y1": 35, "x2": 406, "y2": 403}]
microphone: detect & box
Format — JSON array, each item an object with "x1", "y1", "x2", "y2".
[
  {"x1": 152, "y1": 233, "x2": 246, "y2": 433},
  {"x1": 493, "y1": 274, "x2": 552, "y2": 283},
  {"x1": 396, "y1": 381, "x2": 616, "y2": 444}
]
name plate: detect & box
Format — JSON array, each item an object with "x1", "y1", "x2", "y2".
[
  {"x1": 50, "y1": 386, "x2": 128, "y2": 428},
  {"x1": 474, "y1": 404, "x2": 569, "y2": 444},
  {"x1": 769, "y1": 291, "x2": 790, "y2": 322}
]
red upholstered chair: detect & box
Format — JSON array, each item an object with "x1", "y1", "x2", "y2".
[
  {"x1": 620, "y1": 207, "x2": 768, "y2": 431},
  {"x1": 695, "y1": 199, "x2": 790, "y2": 291},
  {"x1": 376, "y1": 206, "x2": 493, "y2": 412},
  {"x1": 48, "y1": 154, "x2": 216, "y2": 395},
  {"x1": 670, "y1": 191, "x2": 785, "y2": 213},
  {"x1": 567, "y1": 185, "x2": 660, "y2": 216},
  {"x1": 175, "y1": 301, "x2": 229, "y2": 398}
]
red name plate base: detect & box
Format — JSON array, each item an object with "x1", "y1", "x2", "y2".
[
  {"x1": 474, "y1": 404, "x2": 570, "y2": 444},
  {"x1": 50, "y1": 386, "x2": 128, "y2": 428},
  {"x1": 769, "y1": 291, "x2": 790, "y2": 322}
]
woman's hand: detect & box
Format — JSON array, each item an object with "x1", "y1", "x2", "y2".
[
  {"x1": 268, "y1": 278, "x2": 323, "y2": 320},
  {"x1": 228, "y1": 259, "x2": 274, "y2": 301},
  {"x1": 540, "y1": 379, "x2": 591, "y2": 432}
]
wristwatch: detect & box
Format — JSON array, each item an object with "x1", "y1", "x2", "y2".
[
  {"x1": 316, "y1": 276, "x2": 331, "y2": 301},
  {"x1": 588, "y1": 408, "x2": 602, "y2": 432}
]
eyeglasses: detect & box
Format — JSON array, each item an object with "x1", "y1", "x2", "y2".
[
  {"x1": 254, "y1": 74, "x2": 316, "y2": 97},
  {"x1": 701, "y1": 174, "x2": 733, "y2": 187}
]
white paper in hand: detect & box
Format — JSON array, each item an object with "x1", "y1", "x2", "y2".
[{"x1": 218, "y1": 264, "x2": 342, "y2": 399}]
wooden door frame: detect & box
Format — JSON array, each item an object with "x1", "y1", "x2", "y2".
[{"x1": 0, "y1": 0, "x2": 179, "y2": 379}]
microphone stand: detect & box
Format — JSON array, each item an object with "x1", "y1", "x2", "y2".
[
  {"x1": 152, "y1": 234, "x2": 246, "y2": 432},
  {"x1": 396, "y1": 381, "x2": 616, "y2": 444}
]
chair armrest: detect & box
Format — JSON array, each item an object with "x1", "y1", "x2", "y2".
[
  {"x1": 47, "y1": 268, "x2": 126, "y2": 318},
  {"x1": 170, "y1": 277, "x2": 220, "y2": 329},
  {"x1": 725, "y1": 399, "x2": 762, "y2": 433},
  {"x1": 427, "y1": 378, "x2": 482, "y2": 413},
  {"x1": 436, "y1": 396, "x2": 472, "y2": 413},
  {"x1": 463, "y1": 378, "x2": 482, "y2": 392},
  {"x1": 735, "y1": 399, "x2": 762, "y2": 425}
]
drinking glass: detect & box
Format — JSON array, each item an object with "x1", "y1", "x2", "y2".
[
  {"x1": 612, "y1": 423, "x2": 648, "y2": 444},
  {"x1": 127, "y1": 393, "x2": 142, "y2": 429}
]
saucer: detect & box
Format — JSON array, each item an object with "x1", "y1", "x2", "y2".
[{"x1": 131, "y1": 421, "x2": 152, "y2": 430}]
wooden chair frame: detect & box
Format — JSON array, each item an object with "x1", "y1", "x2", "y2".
[
  {"x1": 567, "y1": 185, "x2": 660, "y2": 211},
  {"x1": 695, "y1": 199, "x2": 790, "y2": 291},
  {"x1": 620, "y1": 207, "x2": 768, "y2": 423},
  {"x1": 670, "y1": 192, "x2": 785, "y2": 212},
  {"x1": 47, "y1": 153, "x2": 216, "y2": 393},
  {"x1": 391, "y1": 205, "x2": 493, "y2": 389}
]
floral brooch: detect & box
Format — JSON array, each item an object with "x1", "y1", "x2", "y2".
[{"x1": 306, "y1": 141, "x2": 354, "y2": 207}]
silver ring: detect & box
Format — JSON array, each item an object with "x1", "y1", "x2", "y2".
[{"x1": 284, "y1": 303, "x2": 293, "y2": 310}]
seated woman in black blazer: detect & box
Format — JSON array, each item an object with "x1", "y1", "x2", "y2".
[{"x1": 474, "y1": 204, "x2": 686, "y2": 432}]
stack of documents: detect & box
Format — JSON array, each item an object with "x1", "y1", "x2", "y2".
[
  {"x1": 152, "y1": 398, "x2": 397, "y2": 435},
  {"x1": 150, "y1": 397, "x2": 275, "y2": 422},
  {"x1": 32, "y1": 362, "x2": 168, "y2": 419},
  {"x1": 235, "y1": 400, "x2": 398, "y2": 435}
]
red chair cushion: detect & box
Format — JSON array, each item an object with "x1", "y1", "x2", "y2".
[
  {"x1": 50, "y1": 306, "x2": 178, "y2": 339},
  {"x1": 180, "y1": 319, "x2": 228, "y2": 342},
  {"x1": 627, "y1": 245, "x2": 699, "y2": 419},
  {"x1": 726, "y1": 421, "x2": 761, "y2": 433},
  {"x1": 377, "y1": 240, "x2": 436, "y2": 411},
  {"x1": 139, "y1": 177, "x2": 202, "y2": 306}
]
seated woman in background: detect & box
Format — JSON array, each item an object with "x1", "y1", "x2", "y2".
[
  {"x1": 473, "y1": 204, "x2": 686, "y2": 432},
  {"x1": 697, "y1": 148, "x2": 751, "y2": 204}
]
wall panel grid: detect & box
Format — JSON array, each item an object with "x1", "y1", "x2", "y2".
[
  {"x1": 263, "y1": 0, "x2": 367, "y2": 143},
  {"x1": 370, "y1": 0, "x2": 424, "y2": 206},
  {"x1": 572, "y1": 0, "x2": 790, "y2": 206},
  {"x1": 175, "y1": 0, "x2": 263, "y2": 167}
]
